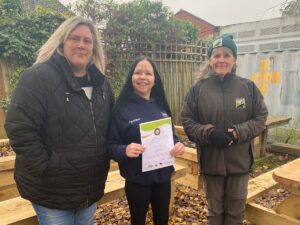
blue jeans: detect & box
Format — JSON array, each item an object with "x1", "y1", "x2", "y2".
[{"x1": 31, "y1": 202, "x2": 97, "y2": 225}]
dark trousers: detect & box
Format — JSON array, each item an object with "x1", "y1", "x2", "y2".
[
  {"x1": 125, "y1": 180, "x2": 171, "y2": 225},
  {"x1": 203, "y1": 173, "x2": 249, "y2": 225}
]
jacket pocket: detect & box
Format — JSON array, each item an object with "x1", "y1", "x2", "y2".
[{"x1": 44, "y1": 152, "x2": 61, "y2": 177}]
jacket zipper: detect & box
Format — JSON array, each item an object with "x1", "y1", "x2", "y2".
[
  {"x1": 87, "y1": 184, "x2": 90, "y2": 207},
  {"x1": 89, "y1": 100, "x2": 98, "y2": 159},
  {"x1": 88, "y1": 98, "x2": 97, "y2": 207},
  {"x1": 75, "y1": 85, "x2": 97, "y2": 207},
  {"x1": 222, "y1": 82, "x2": 225, "y2": 128},
  {"x1": 221, "y1": 81, "x2": 229, "y2": 174}
]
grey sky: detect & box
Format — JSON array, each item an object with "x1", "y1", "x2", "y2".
[{"x1": 60, "y1": 0, "x2": 286, "y2": 26}]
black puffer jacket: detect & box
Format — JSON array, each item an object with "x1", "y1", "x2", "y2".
[{"x1": 5, "y1": 53, "x2": 114, "y2": 209}]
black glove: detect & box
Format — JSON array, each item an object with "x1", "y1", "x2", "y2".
[
  {"x1": 209, "y1": 129, "x2": 232, "y2": 148},
  {"x1": 226, "y1": 129, "x2": 237, "y2": 143}
]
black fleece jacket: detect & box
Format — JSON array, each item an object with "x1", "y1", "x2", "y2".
[{"x1": 181, "y1": 73, "x2": 268, "y2": 176}]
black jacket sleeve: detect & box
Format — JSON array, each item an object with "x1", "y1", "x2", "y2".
[
  {"x1": 181, "y1": 83, "x2": 214, "y2": 144},
  {"x1": 5, "y1": 66, "x2": 50, "y2": 176},
  {"x1": 106, "y1": 79, "x2": 115, "y2": 110}
]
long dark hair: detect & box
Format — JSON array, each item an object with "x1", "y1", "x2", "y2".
[{"x1": 114, "y1": 55, "x2": 172, "y2": 117}]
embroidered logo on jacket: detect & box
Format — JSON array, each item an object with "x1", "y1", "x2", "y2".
[
  {"x1": 129, "y1": 118, "x2": 141, "y2": 124},
  {"x1": 161, "y1": 112, "x2": 168, "y2": 117},
  {"x1": 235, "y1": 98, "x2": 246, "y2": 109}
]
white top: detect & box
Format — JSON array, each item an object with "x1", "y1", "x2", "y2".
[{"x1": 81, "y1": 87, "x2": 93, "y2": 100}]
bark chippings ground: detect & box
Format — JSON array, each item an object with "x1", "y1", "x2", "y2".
[
  {"x1": 95, "y1": 181, "x2": 292, "y2": 225},
  {"x1": 0, "y1": 145, "x2": 296, "y2": 225},
  {"x1": 94, "y1": 151, "x2": 296, "y2": 225}
]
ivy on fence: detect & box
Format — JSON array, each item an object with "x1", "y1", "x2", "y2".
[
  {"x1": 0, "y1": 0, "x2": 68, "y2": 108},
  {"x1": 0, "y1": 0, "x2": 207, "y2": 119}
]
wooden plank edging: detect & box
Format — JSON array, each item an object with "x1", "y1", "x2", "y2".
[
  {"x1": 245, "y1": 202, "x2": 300, "y2": 225},
  {"x1": 247, "y1": 167, "x2": 279, "y2": 203},
  {"x1": 0, "y1": 139, "x2": 9, "y2": 147},
  {"x1": 0, "y1": 164, "x2": 186, "y2": 225},
  {"x1": 0, "y1": 156, "x2": 15, "y2": 172},
  {"x1": 270, "y1": 143, "x2": 300, "y2": 157}
]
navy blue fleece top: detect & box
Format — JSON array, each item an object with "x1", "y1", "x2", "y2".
[{"x1": 108, "y1": 93, "x2": 178, "y2": 185}]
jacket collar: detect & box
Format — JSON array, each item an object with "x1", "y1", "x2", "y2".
[
  {"x1": 210, "y1": 72, "x2": 235, "y2": 83},
  {"x1": 50, "y1": 52, "x2": 105, "y2": 91},
  {"x1": 128, "y1": 92, "x2": 155, "y2": 103}
]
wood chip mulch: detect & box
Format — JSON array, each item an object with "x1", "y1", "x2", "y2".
[
  {"x1": 95, "y1": 183, "x2": 253, "y2": 225},
  {"x1": 253, "y1": 187, "x2": 291, "y2": 209},
  {"x1": 0, "y1": 146, "x2": 14, "y2": 157},
  {"x1": 0, "y1": 144, "x2": 297, "y2": 224}
]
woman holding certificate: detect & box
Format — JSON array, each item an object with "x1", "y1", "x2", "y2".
[{"x1": 108, "y1": 55, "x2": 185, "y2": 225}]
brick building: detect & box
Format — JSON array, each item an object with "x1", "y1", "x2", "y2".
[{"x1": 175, "y1": 9, "x2": 218, "y2": 39}]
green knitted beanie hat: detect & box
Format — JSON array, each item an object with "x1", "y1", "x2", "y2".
[{"x1": 207, "y1": 33, "x2": 237, "y2": 59}]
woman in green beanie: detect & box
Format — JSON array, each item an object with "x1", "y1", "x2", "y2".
[{"x1": 181, "y1": 34, "x2": 268, "y2": 225}]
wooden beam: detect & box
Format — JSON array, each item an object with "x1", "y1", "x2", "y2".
[
  {"x1": 247, "y1": 168, "x2": 279, "y2": 203},
  {"x1": 0, "y1": 157, "x2": 18, "y2": 201},
  {"x1": 176, "y1": 173, "x2": 200, "y2": 190},
  {"x1": 273, "y1": 158, "x2": 300, "y2": 190},
  {"x1": 98, "y1": 170, "x2": 125, "y2": 205},
  {"x1": 0, "y1": 170, "x2": 15, "y2": 188},
  {"x1": 0, "y1": 139, "x2": 9, "y2": 147},
  {"x1": 0, "y1": 184, "x2": 19, "y2": 202},
  {"x1": 8, "y1": 217, "x2": 38, "y2": 225},
  {"x1": 0, "y1": 197, "x2": 37, "y2": 225},
  {"x1": 258, "y1": 116, "x2": 291, "y2": 157},
  {"x1": 177, "y1": 147, "x2": 197, "y2": 162},
  {"x1": 172, "y1": 164, "x2": 186, "y2": 180},
  {"x1": 0, "y1": 156, "x2": 15, "y2": 172},
  {"x1": 0, "y1": 156, "x2": 189, "y2": 202},
  {"x1": 0, "y1": 165, "x2": 186, "y2": 225},
  {"x1": 109, "y1": 160, "x2": 119, "y2": 172},
  {"x1": 174, "y1": 147, "x2": 200, "y2": 189},
  {"x1": 174, "y1": 125, "x2": 186, "y2": 137},
  {"x1": 270, "y1": 143, "x2": 300, "y2": 157},
  {"x1": 175, "y1": 155, "x2": 198, "y2": 177},
  {"x1": 245, "y1": 202, "x2": 300, "y2": 225},
  {"x1": 274, "y1": 195, "x2": 300, "y2": 219},
  {"x1": 266, "y1": 116, "x2": 291, "y2": 129}
]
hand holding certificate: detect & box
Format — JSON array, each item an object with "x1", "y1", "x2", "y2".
[{"x1": 140, "y1": 117, "x2": 174, "y2": 172}]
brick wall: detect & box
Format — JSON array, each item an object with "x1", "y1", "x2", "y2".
[{"x1": 176, "y1": 10, "x2": 217, "y2": 39}]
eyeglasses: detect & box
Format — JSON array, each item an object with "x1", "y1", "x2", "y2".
[{"x1": 67, "y1": 35, "x2": 93, "y2": 46}]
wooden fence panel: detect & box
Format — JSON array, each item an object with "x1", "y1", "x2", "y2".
[
  {"x1": 105, "y1": 41, "x2": 207, "y2": 124},
  {"x1": 1, "y1": 41, "x2": 207, "y2": 126}
]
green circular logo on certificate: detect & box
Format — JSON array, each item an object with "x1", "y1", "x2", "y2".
[{"x1": 154, "y1": 128, "x2": 160, "y2": 136}]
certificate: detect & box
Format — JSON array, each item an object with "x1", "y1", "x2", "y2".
[{"x1": 140, "y1": 117, "x2": 174, "y2": 172}]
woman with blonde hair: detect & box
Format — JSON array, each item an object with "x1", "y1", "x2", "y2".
[{"x1": 5, "y1": 16, "x2": 114, "y2": 225}]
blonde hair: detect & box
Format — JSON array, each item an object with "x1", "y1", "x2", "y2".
[
  {"x1": 35, "y1": 16, "x2": 105, "y2": 73},
  {"x1": 197, "y1": 62, "x2": 237, "y2": 81},
  {"x1": 197, "y1": 62, "x2": 212, "y2": 81}
]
